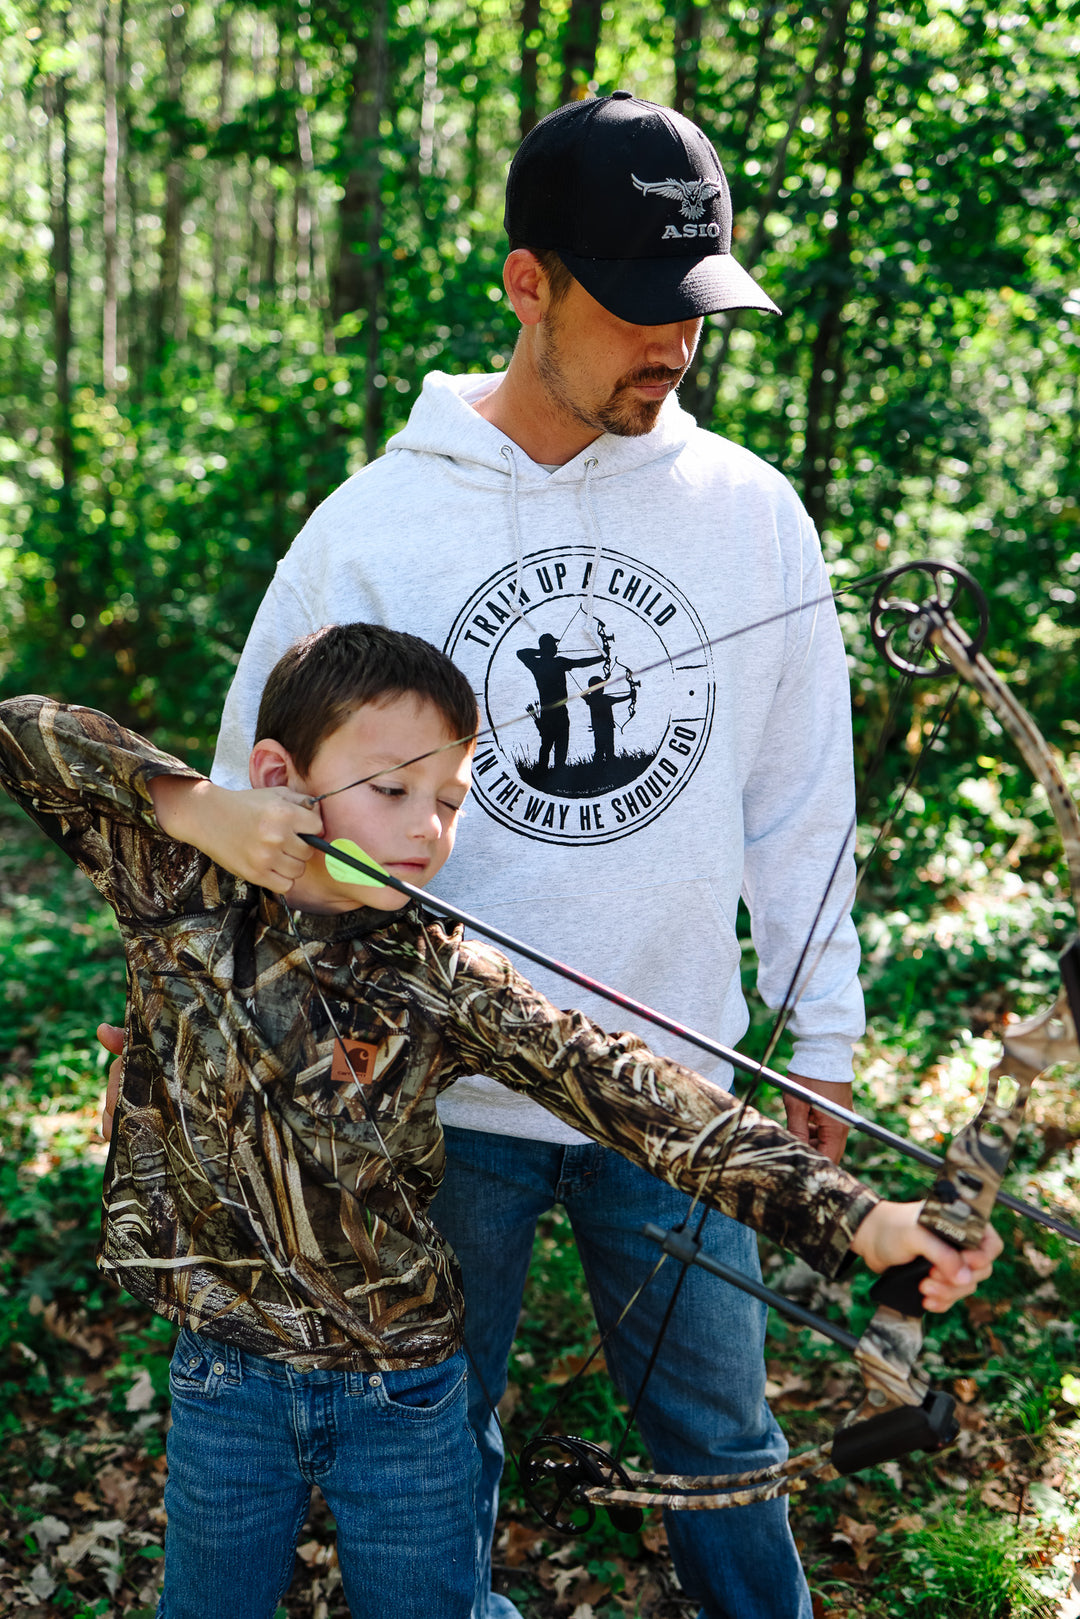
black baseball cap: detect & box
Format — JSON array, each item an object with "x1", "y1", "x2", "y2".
[{"x1": 505, "y1": 92, "x2": 780, "y2": 325}]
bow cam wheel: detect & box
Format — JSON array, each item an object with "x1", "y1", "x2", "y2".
[
  {"x1": 870, "y1": 560, "x2": 989, "y2": 677},
  {"x1": 519, "y1": 1435, "x2": 643, "y2": 1534}
]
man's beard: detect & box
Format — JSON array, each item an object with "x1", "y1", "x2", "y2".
[{"x1": 536, "y1": 320, "x2": 691, "y2": 438}]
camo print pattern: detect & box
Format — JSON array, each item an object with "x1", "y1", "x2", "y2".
[
  {"x1": 0, "y1": 697, "x2": 877, "y2": 1371},
  {"x1": 582, "y1": 1441, "x2": 837, "y2": 1510}
]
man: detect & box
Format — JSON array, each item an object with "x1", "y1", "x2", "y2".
[
  {"x1": 516, "y1": 633, "x2": 604, "y2": 775},
  {"x1": 211, "y1": 93, "x2": 863, "y2": 1619}
]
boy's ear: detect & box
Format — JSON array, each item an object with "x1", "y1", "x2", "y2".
[{"x1": 249, "y1": 738, "x2": 298, "y2": 790}]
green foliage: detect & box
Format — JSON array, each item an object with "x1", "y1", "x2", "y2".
[
  {"x1": 0, "y1": 807, "x2": 125, "y2": 1107},
  {"x1": 876, "y1": 1507, "x2": 1064, "y2": 1617},
  {"x1": 0, "y1": 0, "x2": 1077, "y2": 781}
]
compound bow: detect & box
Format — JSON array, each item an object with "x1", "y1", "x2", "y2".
[
  {"x1": 511, "y1": 561, "x2": 1080, "y2": 1528},
  {"x1": 302, "y1": 561, "x2": 1080, "y2": 1533}
]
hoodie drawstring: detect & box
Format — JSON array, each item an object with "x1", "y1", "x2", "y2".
[
  {"x1": 579, "y1": 456, "x2": 604, "y2": 653},
  {"x1": 500, "y1": 443, "x2": 531, "y2": 629},
  {"x1": 503, "y1": 444, "x2": 606, "y2": 654}
]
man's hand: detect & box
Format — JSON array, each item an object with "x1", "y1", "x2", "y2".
[
  {"x1": 783, "y1": 1073, "x2": 852, "y2": 1163},
  {"x1": 97, "y1": 1022, "x2": 124, "y2": 1142},
  {"x1": 149, "y1": 777, "x2": 323, "y2": 893},
  {"x1": 851, "y1": 1200, "x2": 1003, "y2": 1313}
]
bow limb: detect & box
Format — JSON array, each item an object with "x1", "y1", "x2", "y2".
[
  {"x1": 827, "y1": 568, "x2": 1080, "y2": 1487},
  {"x1": 907, "y1": 602, "x2": 1080, "y2": 1254},
  {"x1": 617, "y1": 659, "x2": 640, "y2": 730},
  {"x1": 517, "y1": 575, "x2": 1080, "y2": 1521}
]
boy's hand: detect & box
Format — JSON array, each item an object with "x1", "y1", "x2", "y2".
[
  {"x1": 851, "y1": 1200, "x2": 1002, "y2": 1313},
  {"x1": 149, "y1": 777, "x2": 323, "y2": 893},
  {"x1": 97, "y1": 1021, "x2": 124, "y2": 1141}
]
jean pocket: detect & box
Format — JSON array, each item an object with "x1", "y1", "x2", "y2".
[
  {"x1": 168, "y1": 1325, "x2": 238, "y2": 1400},
  {"x1": 371, "y1": 1352, "x2": 467, "y2": 1417}
]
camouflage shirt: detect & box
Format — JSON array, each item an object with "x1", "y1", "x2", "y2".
[{"x1": 0, "y1": 697, "x2": 877, "y2": 1370}]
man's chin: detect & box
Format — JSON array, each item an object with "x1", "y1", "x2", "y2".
[{"x1": 600, "y1": 396, "x2": 666, "y2": 437}]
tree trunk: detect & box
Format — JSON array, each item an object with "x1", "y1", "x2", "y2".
[
  {"x1": 465, "y1": 73, "x2": 483, "y2": 215},
  {"x1": 43, "y1": 19, "x2": 80, "y2": 629},
  {"x1": 262, "y1": 23, "x2": 282, "y2": 300},
  {"x1": 209, "y1": 11, "x2": 233, "y2": 326},
  {"x1": 119, "y1": 0, "x2": 141, "y2": 391},
  {"x1": 519, "y1": 0, "x2": 541, "y2": 137},
  {"x1": 560, "y1": 0, "x2": 602, "y2": 103},
  {"x1": 45, "y1": 49, "x2": 75, "y2": 496},
  {"x1": 802, "y1": 0, "x2": 879, "y2": 533},
  {"x1": 419, "y1": 37, "x2": 438, "y2": 176},
  {"x1": 295, "y1": 51, "x2": 335, "y2": 354},
  {"x1": 671, "y1": 0, "x2": 703, "y2": 119},
  {"x1": 332, "y1": 0, "x2": 390, "y2": 463},
  {"x1": 101, "y1": 0, "x2": 120, "y2": 393},
  {"x1": 150, "y1": 2, "x2": 188, "y2": 365}
]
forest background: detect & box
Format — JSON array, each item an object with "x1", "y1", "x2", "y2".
[{"x1": 1, "y1": 0, "x2": 1080, "y2": 1615}]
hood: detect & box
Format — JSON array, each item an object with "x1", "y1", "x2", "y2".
[
  {"x1": 385, "y1": 370, "x2": 703, "y2": 638},
  {"x1": 384, "y1": 370, "x2": 699, "y2": 487}
]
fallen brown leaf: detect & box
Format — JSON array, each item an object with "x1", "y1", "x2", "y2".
[
  {"x1": 544, "y1": 1349, "x2": 607, "y2": 1385},
  {"x1": 499, "y1": 1520, "x2": 546, "y2": 1567},
  {"x1": 980, "y1": 1483, "x2": 1020, "y2": 1511},
  {"x1": 834, "y1": 1514, "x2": 879, "y2": 1571},
  {"x1": 834, "y1": 1514, "x2": 878, "y2": 1550},
  {"x1": 96, "y1": 1465, "x2": 137, "y2": 1516},
  {"x1": 640, "y1": 1520, "x2": 668, "y2": 1554},
  {"x1": 1022, "y1": 1241, "x2": 1058, "y2": 1279}
]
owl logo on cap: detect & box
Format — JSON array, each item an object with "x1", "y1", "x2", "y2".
[{"x1": 631, "y1": 173, "x2": 724, "y2": 221}]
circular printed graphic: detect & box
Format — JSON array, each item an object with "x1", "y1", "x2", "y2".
[{"x1": 445, "y1": 546, "x2": 715, "y2": 846}]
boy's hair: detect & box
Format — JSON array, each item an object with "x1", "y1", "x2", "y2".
[{"x1": 255, "y1": 623, "x2": 479, "y2": 773}]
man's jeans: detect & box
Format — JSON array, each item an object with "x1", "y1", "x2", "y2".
[
  {"x1": 156, "y1": 1327, "x2": 479, "y2": 1619},
  {"x1": 430, "y1": 1126, "x2": 813, "y2": 1619}
]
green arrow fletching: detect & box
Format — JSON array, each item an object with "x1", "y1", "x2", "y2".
[{"x1": 324, "y1": 839, "x2": 389, "y2": 887}]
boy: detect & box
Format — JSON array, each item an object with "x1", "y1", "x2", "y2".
[{"x1": 0, "y1": 623, "x2": 997, "y2": 1619}]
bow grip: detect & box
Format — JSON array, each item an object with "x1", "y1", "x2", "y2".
[
  {"x1": 832, "y1": 1387, "x2": 959, "y2": 1475},
  {"x1": 867, "y1": 1255, "x2": 932, "y2": 1318}
]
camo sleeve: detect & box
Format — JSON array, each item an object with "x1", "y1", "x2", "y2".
[
  {"x1": 436, "y1": 929, "x2": 877, "y2": 1278},
  {"x1": 0, "y1": 696, "x2": 211, "y2": 920}
]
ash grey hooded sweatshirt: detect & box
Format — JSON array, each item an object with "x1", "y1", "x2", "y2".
[{"x1": 213, "y1": 370, "x2": 864, "y2": 1144}]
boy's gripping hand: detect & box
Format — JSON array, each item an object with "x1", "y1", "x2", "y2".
[
  {"x1": 149, "y1": 776, "x2": 323, "y2": 893},
  {"x1": 97, "y1": 1021, "x2": 124, "y2": 1142},
  {"x1": 851, "y1": 1201, "x2": 1002, "y2": 1313}
]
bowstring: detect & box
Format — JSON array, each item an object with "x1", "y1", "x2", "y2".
[
  {"x1": 609, "y1": 670, "x2": 967, "y2": 1471},
  {"x1": 529, "y1": 589, "x2": 965, "y2": 1482},
  {"x1": 510, "y1": 569, "x2": 902, "y2": 1473},
  {"x1": 279, "y1": 562, "x2": 970, "y2": 1500},
  {"x1": 310, "y1": 569, "x2": 900, "y2": 804}
]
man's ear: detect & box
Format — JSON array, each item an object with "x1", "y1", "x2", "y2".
[
  {"x1": 248, "y1": 738, "x2": 297, "y2": 789},
  {"x1": 503, "y1": 248, "x2": 548, "y2": 327}
]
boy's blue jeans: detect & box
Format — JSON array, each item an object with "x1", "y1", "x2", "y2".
[
  {"x1": 430, "y1": 1126, "x2": 813, "y2": 1619},
  {"x1": 156, "y1": 1326, "x2": 479, "y2": 1619}
]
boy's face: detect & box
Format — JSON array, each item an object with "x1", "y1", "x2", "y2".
[{"x1": 284, "y1": 694, "x2": 473, "y2": 914}]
